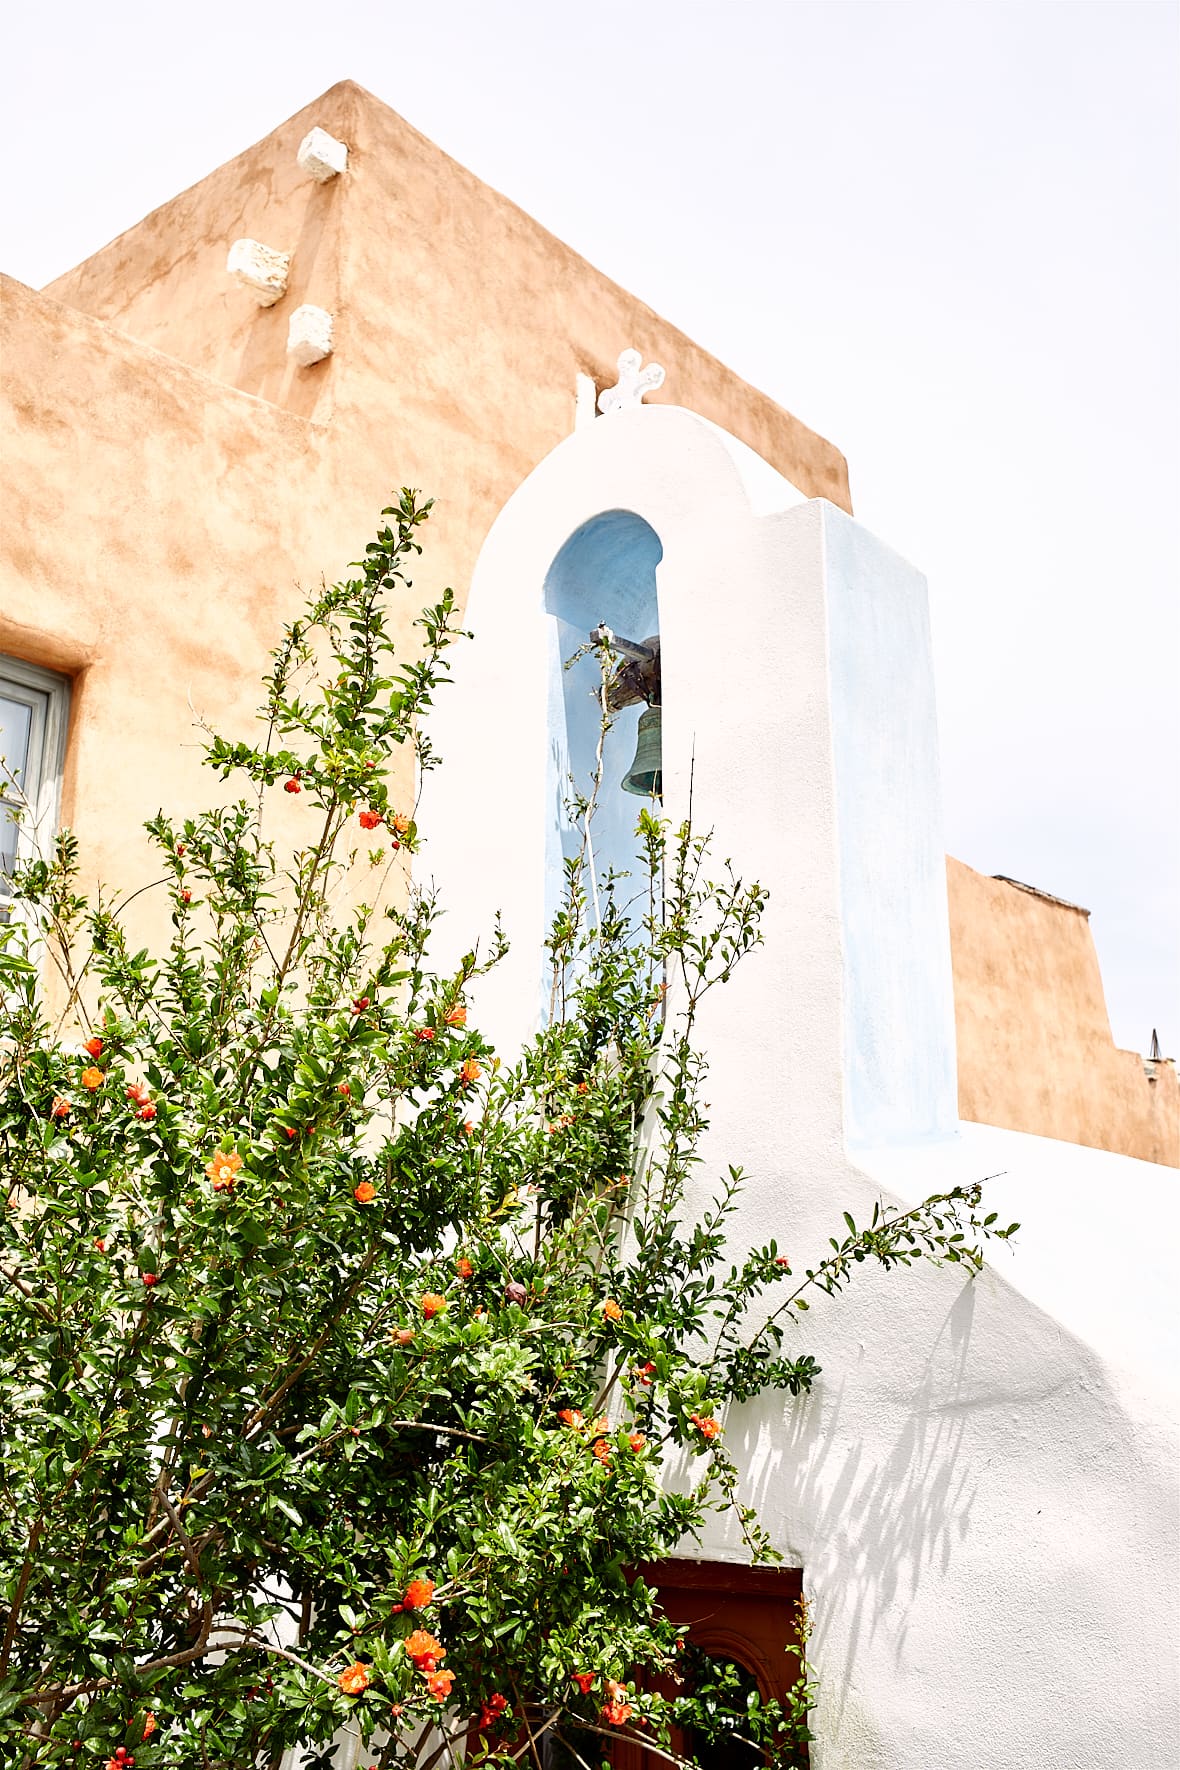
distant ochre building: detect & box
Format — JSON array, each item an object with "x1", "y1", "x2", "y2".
[{"x1": 2, "y1": 80, "x2": 1177, "y2": 1770}]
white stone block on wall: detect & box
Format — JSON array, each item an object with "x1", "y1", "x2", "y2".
[
  {"x1": 297, "y1": 126, "x2": 348, "y2": 181},
  {"x1": 226, "y1": 239, "x2": 291, "y2": 307},
  {"x1": 286, "y1": 304, "x2": 334, "y2": 366}
]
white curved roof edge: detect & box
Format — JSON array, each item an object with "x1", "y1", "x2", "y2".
[
  {"x1": 686, "y1": 409, "x2": 812, "y2": 516},
  {"x1": 856, "y1": 1120, "x2": 1180, "y2": 1410}
]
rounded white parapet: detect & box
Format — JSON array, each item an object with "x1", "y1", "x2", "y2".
[
  {"x1": 226, "y1": 239, "x2": 291, "y2": 307},
  {"x1": 286, "y1": 304, "x2": 334, "y2": 366},
  {"x1": 297, "y1": 126, "x2": 348, "y2": 182}
]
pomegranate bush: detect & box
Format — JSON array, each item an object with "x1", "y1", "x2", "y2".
[{"x1": 0, "y1": 495, "x2": 1013, "y2": 1768}]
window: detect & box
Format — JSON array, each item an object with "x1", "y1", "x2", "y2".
[{"x1": 0, "y1": 658, "x2": 70, "y2": 922}]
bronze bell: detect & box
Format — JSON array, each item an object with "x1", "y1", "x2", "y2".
[{"x1": 622, "y1": 706, "x2": 662, "y2": 797}]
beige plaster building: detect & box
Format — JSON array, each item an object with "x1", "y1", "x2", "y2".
[{"x1": 1, "y1": 80, "x2": 1175, "y2": 1167}]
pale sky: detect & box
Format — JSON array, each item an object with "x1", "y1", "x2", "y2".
[{"x1": 4, "y1": 0, "x2": 1177, "y2": 1054}]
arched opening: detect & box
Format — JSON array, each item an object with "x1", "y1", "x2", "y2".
[{"x1": 542, "y1": 510, "x2": 662, "y2": 931}]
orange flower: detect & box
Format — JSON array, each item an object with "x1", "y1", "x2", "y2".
[
  {"x1": 444, "y1": 1004, "x2": 466, "y2": 1028},
  {"x1": 689, "y1": 1412, "x2": 722, "y2": 1441},
  {"x1": 403, "y1": 1577, "x2": 435, "y2": 1610},
  {"x1": 461, "y1": 1119, "x2": 475, "y2": 1137},
  {"x1": 50, "y1": 1096, "x2": 71, "y2": 1119},
  {"x1": 455, "y1": 1256, "x2": 473, "y2": 1279},
  {"x1": 459, "y1": 1059, "x2": 481, "y2": 1087},
  {"x1": 137, "y1": 1102, "x2": 157, "y2": 1121},
  {"x1": 390, "y1": 812, "x2": 410, "y2": 835},
  {"x1": 337, "y1": 1661, "x2": 370, "y2": 1695},
  {"x1": 126, "y1": 1081, "x2": 150, "y2": 1106},
  {"x1": 359, "y1": 809, "x2": 382, "y2": 830},
  {"x1": 84, "y1": 1037, "x2": 104, "y2": 1058},
  {"x1": 415, "y1": 1026, "x2": 435, "y2": 1042},
  {"x1": 205, "y1": 1149, "x2": 243, "y2": 1193},
  {"x1": 478, "y1": 1692, "x2": 509, "y2": 1729},
  {"x1": 93, "y1": 1237, "x2": 106, "y2": 1252},
  {"x1": 420, "y1": 1292, "x2": 447, "y2": 1319},
  {"x1": 80, "y1": 1067, "x2": 103, "y2": 1092},
  {"x1": 592, "y1": 1438, "x2": 611, "y2": 1465},
  {"x1": 571, "y1": 1672, "x2": 594, "y2": 1695},
  {"x1": 557, "y1": 1407, "x2": 584, "y2": 1429},
  {"x1": 404, "y1": 1629, "x2": 445, "y2": 1670},
  {"x1": 576, "y1": 1080, "x2": 590, "y2": 1094},
  {"x1": 602, "y1": 1298, "x2": 623, "y2": 1322},
  {"x1": 337, "y1": 1081, "x2": 351, "y2": 1097},
  {"x1": 424, "y1": 1667, "x2": 454, "y2": 1702},
  {"x1": 354, "y1": 1180, "x2": 377, "y2": 1204},
  {"x1": 602, "y1": 1680, "x2": 633, "y2": 1726},
  {"x1": 141, "y1": 1712, "x2": 157, "y2": 1740},
  {"x1": 628, "y1": 1432, "x2": 647, "y2": 1452}
]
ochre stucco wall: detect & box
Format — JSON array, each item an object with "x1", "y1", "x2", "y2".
[{"x1": 947, "y1": 858, "x2": 1178, "y2": 1165}]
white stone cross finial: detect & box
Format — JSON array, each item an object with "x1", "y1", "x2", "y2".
[{"x1": 597, "y1": 348, "x2": 666, "y2": 415}]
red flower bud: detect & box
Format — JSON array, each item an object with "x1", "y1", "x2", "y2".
[{"x1": 284, "y1": 778, "x2": 301, "y2": 794}]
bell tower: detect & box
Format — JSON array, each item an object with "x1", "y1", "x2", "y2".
[{"x1": 420, "y1": 401, "x2": 959, "y2": 1158}]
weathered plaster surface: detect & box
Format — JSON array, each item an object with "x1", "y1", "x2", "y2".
[
  {"x1": 948, "y1": 857, "x2": 1178, "y2": 1164},
  {"x1": 420, "y1": 408, "x2": 1179, "y2": 1766},
  {"x1": 0, "y1": 273, "x2": 401, "y2": 975}
]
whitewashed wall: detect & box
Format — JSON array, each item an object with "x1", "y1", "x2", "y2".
[{"x1": 419, "y1": 408, "x2": 1179, "y2": 1768}]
